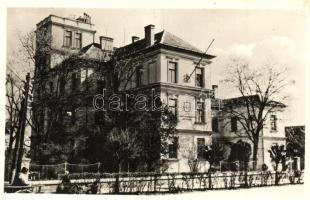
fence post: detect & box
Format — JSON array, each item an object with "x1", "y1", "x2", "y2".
[
  {"x1": 219, "y1": 161, "x2": 222, "y2": 172},
  {"x1": 275, "y1": 171, "x2": 279, "y2": 185},
  {"x1": 208, "y1": 173, "x2": 212, "y2": 189},
  {"x1": 244, "y1": 171, "x2": 248, "y2": 187},
  {"x1": 237, "y1": 161, "x2": 240, "y2": 172},
  {"x1": 64, "y1": 162, "x2": 67, "y2": 172},
  {"x1": 97, "y1": 162, "x2": 101, "y2": 173},
  {"x1": 154, "y1": 174, "x2": 157, "y2": 192},
  {"x1": 114, "y1": 174, "x2": 120, "y2": 194}
]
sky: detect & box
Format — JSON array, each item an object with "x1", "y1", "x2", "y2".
[{"x1": 6, "y1": 8, "x2": 308, "y2": 126}]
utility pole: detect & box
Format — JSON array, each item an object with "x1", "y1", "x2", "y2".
[{"x1": 10, "y1": 73, "x2": 31, "y2": 184}]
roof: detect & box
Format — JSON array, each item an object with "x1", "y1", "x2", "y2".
[
  {"x1": 37, "y1": 14, "x2": 95, "y2": 28},
  {"x1": 79, "y1": 43, "x2": 111, "y2": 61},
  {"x1": 52, "y1": 43, "x2": 109, "y2": 70},
  {"x1": 223, "y1": 95, "x2": 260, "y2": 105},
  {"x1": 222, "y1": 94, "x2": 286, "y2": 108},
  {"x1": 80, "y1": 43, "x2": 102, "y2": 53},
  {"x1": 115, "y1": 30, "x2": 216, "y2": 59}
]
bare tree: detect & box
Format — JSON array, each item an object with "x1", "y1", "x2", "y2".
[
  {"x1": 221, "y1": 58, "x2": 291, "y2": 169},
  {"x1": 5, "y1": 71, "x2": 23, "y2": 181}
]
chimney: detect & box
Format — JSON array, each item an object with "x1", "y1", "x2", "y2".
[
  {"x1": 144, "y1": 24, "x2": 155, "y2": 47},
  {"x1": 76, "y1": 13, "x2": 92, "y2": 24},
  {"x1": 132, "y1": 36, "x2": 140, "y2": 43},
  {"x1": 212, "y1": 85, "x2": 218, "y2": 99},
  {"x1": 99, "y1": 36, "x2": 114, "y2": 51}
]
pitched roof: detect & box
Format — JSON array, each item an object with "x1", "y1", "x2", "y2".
[
  {"x1": 222, "y1": 94, "x2": 286, "y2": 108},
  {"x1": 161, "y1": 31, "x2": 203, "y2": 53},
  {"x1": 79, "y1": 43, "x2": 111, "y2": 61},
  {"x1": 115, "y1": 30, "x2": 215, "y2": 59},
  {"x1": 80, "y1": 43, "x2": 102, "y2": 53}
]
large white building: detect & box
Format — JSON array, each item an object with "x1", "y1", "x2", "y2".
[
  {"x1": 32, "y1": 13, "x2": 286, "y2": 172},
  {"x1": 32, "y1": 13, "x2": 216, "y2": 172},
  {"x1": 116, "y1": 24, "x2": 216, "y2": 172}
]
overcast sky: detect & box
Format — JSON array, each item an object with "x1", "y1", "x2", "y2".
[{"x1": 6, "y1": 8, "x2": 308, "y2": 125}]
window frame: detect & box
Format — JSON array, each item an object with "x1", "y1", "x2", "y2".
[
  {"x1": 64, "y1": 30, "x2": 72, "y2": 47},
  {"x1": 168, "y1": 137, "x2": 178, "y2": 159},
  {"x1": 136, "y1": 66, "x2": 144, "y2": 87},
  {"x1": 168, "y1": 98, "x2": 178, "y2": 118},
  {"x1": 212, "y1": 117, "x2": 219, "y2": 132},
  {"x1": 148, "y1": 61, "x2": 156, "y2": 84},
  {"x1": 195, "y1": 98, "x2": 205, "y2": 124},
  {"x1": 168, "y1": 61, "x2": 177, "y2": 83},
  {"x1": 74, "y1": 32, "x2": 82, "y2": 48},
  {"x1": 270, "y1": 114, "x2": 277, "y2": 131},
  {"x1": 71, "y1": 71, "x2": 80, "y2": 93},
  {"x1": 231, "y1": 116, "x2": 238, "y2": 132},
  {"x1": 195, "y1": 67, "x2": 204, "y2": 87},
  {"x1": 197, "y1": 138, "x2": 205, "y2": 159}
]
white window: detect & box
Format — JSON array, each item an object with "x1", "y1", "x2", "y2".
[
  {"x1": 169, "y1": 98, "x2": 177, "y2": 117},
  {"x1": 81, "y1": 69, "x2": 87, "y2": 83},
  {"x1": 168, "y1": 61, "x2": 177, "y2": 83},
  {"x1": 75, "y1": 33, "x2": 82, "y2": 48},
  {"x1": 270, "y1": 115, "x2": 277, "y2": 131},
  {"x1": 196, "y1": 99, "x2": 205, "y2": 123}
]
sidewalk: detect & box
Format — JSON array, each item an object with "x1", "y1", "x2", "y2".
[{"x1": 177, "y1": 184, "x2": 305, "y2": 200}]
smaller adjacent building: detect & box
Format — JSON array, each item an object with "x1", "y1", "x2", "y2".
[
  {"x1": 211, "y1": 94, "x2": 286, "y2": 170},
  {"x1": 285, "y1": 125, "x2": 305, "y2": 170}
]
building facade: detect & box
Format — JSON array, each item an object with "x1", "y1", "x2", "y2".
[
  {"x1": 211, "y1": 95, "x2": 286, "y2": 170},
  {"x1": 32, "y1": 13, "x2": 287, "y2": 172},
  {"x1": 32, "y1": 14, "x2": 216, "y2": 172},
  {"x1": 116, "y1": 25, "x2": 216, "y2": 172},
  {"x1": 31, "y1": 14, "x2": 111, "y2": 162}
]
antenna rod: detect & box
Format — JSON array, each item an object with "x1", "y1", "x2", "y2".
[{"x1": 186, "y1": 38, "x2": 215, "y2": 81}]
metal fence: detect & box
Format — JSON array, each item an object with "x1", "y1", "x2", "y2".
[{"x1": 54, "y1": 170, "x2": 304, "y2": 194}]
